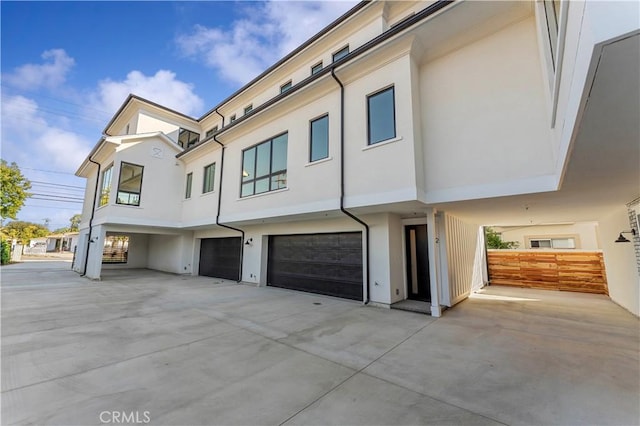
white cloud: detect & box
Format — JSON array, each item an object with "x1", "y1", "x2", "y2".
[
  {"x1": 93, "y1": 70, "x2": 205, "y2": 117},
  {"x1": 3, "y1": 49, "x2": 75, "y2": 91},
  {"x1": 1, "y1": 95, "x2": 90, "y2": 172},
  {"x1": 176, "y1": 0, "x2": 357, "y2": 85}
]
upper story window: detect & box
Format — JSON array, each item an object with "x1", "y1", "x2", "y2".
[
  {"x1": 99, "y1": 164, "x2": 113, "y2": 207},
  {"x1": 241, "y1": 133, "x2": 288, "y2": 197},
  {"x1": 125, "y1": 124, "x2": 130, "y2": 135},
  {"x1": 203, "y1": 163, "x2": 216, "y2": 194},
  {"x1": 244, "y1": 105, "x2": 253, "y2": 115},
  {"x1": 116, "y1": 162, "x2": 144, "y2": 206},
  {"x1": 185, "y1": 172, "x2": 193, "y2": 199},
  {"x1": 543, "y1": 0, "x2": 561, "y2": 70},
  {"x1": 280, "y1": 81, "x2": 292, "y2": 94},
  {"x1": 529, "y1": 237, "x2": 575, "y2": 249},
  {"x1": 230, "y1": 114, "x2": 237, "y2": 123},
  {"x1": 178, "y1": 129, "x2": 200, "y2": 149},
  {"x1": 205, "y1": 126, "x2": 218, "y2": 138},
  {"x1": 367, "y1": 86, "x2": 396, "y2": 145},
  {"x1": 311, "y1": 62, "x2": 323, "y2": 75},
  {"x1": 310, "y1": 114, "x2": 329, "y2": 162},
  {"x1": 332, "y1": 45, "x2": 349, "y2": 62}
]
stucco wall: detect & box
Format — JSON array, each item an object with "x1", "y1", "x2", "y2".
[
  {"x1": 421, "y1": 16, "x2": 553, "y2": 202},
  {"x1": 598, "y1": 206, "x2": 639, "y2": 316}
]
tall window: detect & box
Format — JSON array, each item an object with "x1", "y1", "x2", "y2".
[
  {"x1": 367, "y1": 86, "x2": 396, "y2": 145},
  {"x1": 203, "y1": 163, "x2": 216, "y2": 193},
  {"x1": 116, "y1": 162, "x2": 144, "y2": 206},
  {"x1": 185, "y1": 172, "x2": 193, "y2": 199},
  {"x1": 280, "y1": 81, "x2": 292, "y2": 94},
  {"x1": 310, "y1": 114, "x2": 329, "y2": 162},
  {"x1": 332, "y1": 45, "x2": 349, "y2": 62},
  {"x1": 241, "y1": 133, "x2": 288, "y2": 197},
  {"x1": 543, "y1": 0, "x2": 560, "y2": 70},
  {"x1": 99, "y1": 164, "x2": 113, "y2": 207},
  {"x1": 311, "y1": 62, "x2": 323, "y2": 75},
  {"x1": 178, "y1": 129, "x2": 200, "y2": 148}
]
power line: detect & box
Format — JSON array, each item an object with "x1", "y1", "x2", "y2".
[
  {"x1": 30, "y1": 197, "x2": 83, "y2": 204},
  {"x1": 30, "y1": 193, "x2": 84, "y2": 201},
  {"x1": 0, "y1": 83, "x2": 113, "y2": 115},
  {"x1": 24, "y1": 204, "x2": 81, "y2": 210},
  {"x1": 31, "y1": 180, "x2": 84, "y2": 189},
  {"x1": 21, "y1": 167, "x2": 77, "y2": 176}
]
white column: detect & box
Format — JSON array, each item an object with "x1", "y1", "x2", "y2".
[{"x1": 84, "y1": 225, "x2": 106, "y2": 280}]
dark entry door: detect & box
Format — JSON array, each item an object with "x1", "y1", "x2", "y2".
[
  {"x1": 199, "y1": 237, "x2": 241, "y2": 280},
  {"x1": 405, "y1": 225, "x2": 431, "y2": 302},
  {"x1": 267, "y1": 232, "x2": 363, "y2": 300}
]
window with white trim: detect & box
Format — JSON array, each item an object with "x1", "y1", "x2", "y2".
[
  {"x1": 310, "y1": 114, "x2": 329, "y2": 162},
  {"x1": 203, "y1": 163, "x2": 215, "y2": 194},
  {"x1": 367, "y1": 86, "x2": 396, "y2": 145},
  {"x1": 116, "y1": 162, "x2": 143, "y2": 206},
  {"x1": 332, "y1": 45, "x2": 349, "y2": 62},
  {"x1": 241, "y1": 133, "x2": 288, "y2": 197},
  {"x1": 185, "y1": 172, "x2": 193, "y2": 199},
  {"x1": 99, "y1": 164, "x2": 113, "y2": 207}
]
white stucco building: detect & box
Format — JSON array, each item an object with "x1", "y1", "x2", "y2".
[{"x1": 74, "y1": 0, "x2": 640, "y2": 316}]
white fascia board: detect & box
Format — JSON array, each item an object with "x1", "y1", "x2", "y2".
[
  {"x1": 105, "y1": 132, "x2": 182, "y2": 154},
  {"x1": 424, "y1": 174, "x2": 559, "y2": 204},
  {"x1": 75, "y1": 138, "x2": 118, "y2": 177}
]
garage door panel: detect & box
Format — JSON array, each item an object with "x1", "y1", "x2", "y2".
[
  {"x1": 199, "y1": 237, "x2": 241, "y2": 280},
  {"x1": 268, "y1": 232, "x2": 363, "y2": 300}
]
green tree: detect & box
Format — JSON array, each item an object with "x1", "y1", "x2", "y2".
[
  {"x1": 485, "y1": 227, "x2": 519, "y2": 249},
  {"x1": 2, "y1": 221, "x2": 49, "y2": 244},
  {"x1": 1, "y1": 240, "x2": 10, "y2": 265},
  {"x1": 0, "y1": 160, "x2": 31, "y2": 220},
  {"x1": 69, "y1": 213, "x2": 82, "y2": 231}
]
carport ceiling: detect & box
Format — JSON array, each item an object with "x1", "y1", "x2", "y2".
[{"x1": 432, "y1": 33, "x2": 640, "y2": 226}]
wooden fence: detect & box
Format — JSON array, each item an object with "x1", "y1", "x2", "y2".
[{"x1": 487, "y1": 250, "x2": 608, "y2": 294}]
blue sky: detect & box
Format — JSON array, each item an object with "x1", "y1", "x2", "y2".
[{"x1": 1, "y1": 0, "x2": 356, "y2": 230}]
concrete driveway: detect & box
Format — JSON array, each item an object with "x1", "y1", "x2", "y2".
[{"x1": 2, "y1": 260, "x2": 638, "y2": 425}]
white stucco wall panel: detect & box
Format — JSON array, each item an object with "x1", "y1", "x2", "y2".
[
  {"x1": 421, "y1": 16, "x2": 553, "y2": 201},
  {"x1": 598, "y1": 206, "x2": 640, "y2": 316},
  {"x1": 217, "y1": 92, "x2": 342, "y2": 222},
  {"x1": 136, "y1": 111, "x2": 183, "y2": 140},
  {"x1": 95, "y1": 137, "x2": 185, "y2": 226},
  {"x1": 181, "y1": 147, "x2": 223, "y2": 225},
  {"x1": 147, "y1": 234, "x2": 191, "y2": 274},
  {"x1": 343, "y1": 55, "x2": 418, "y2": 207}
]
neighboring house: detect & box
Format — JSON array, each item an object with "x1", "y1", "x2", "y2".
[
  {"x1": 46, "y1": 233, "x2": 80, "y2": 252},
  {"x1": 73, "y1": 0, "x2": 640, "y2": 316},
  {"x1": 29, "y1": 237, "x2": 47, "y2": 248},
  {"x1": 494, "y1": 222, "x2": 600, "y2": 250}
]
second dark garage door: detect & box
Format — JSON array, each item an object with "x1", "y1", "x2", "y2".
[
  {"x1": 199, "y1": 237, "x2": 241, "y2": 280},
  {"x1": 267, "y1": 232, "x2": 363, "y2": 300}
]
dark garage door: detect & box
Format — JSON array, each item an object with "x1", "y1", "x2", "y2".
[
  {"x1": 199, "y1": 237, "x2": 241, "y2": 280},
  {"x1": 267, "y1": 232, "x2": 363, "y2": 300}
]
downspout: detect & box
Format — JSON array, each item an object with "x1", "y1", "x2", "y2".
[
  {"x1": 81, "y1": 156, "x2": 101, "y2": 276},
  {"x1": 330, "y1": 68, "x2": 371, "y2": 305},
  {"x1": 213, "y1": 108, "x2": 245, "y2": 282}
]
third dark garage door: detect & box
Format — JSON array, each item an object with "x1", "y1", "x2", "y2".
[{"x1": 267, "y1": 232, "x2": 363, "y2": 300}]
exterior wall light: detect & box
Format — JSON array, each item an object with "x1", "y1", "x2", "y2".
[
  {"x1": 615, "y1": 229, "x2": 637, "y2": 243},
  {"x1": 245, "y1": 238, "x2": 253, "y2": 246}
]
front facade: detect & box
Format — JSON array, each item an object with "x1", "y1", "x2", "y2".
[{"x1": 74, "y1": 0, "x2": 640, "y2": 316}]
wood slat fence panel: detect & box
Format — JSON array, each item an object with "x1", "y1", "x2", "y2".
[{"x1": 487, "y1": 250, "x2": 608, "y2": 294}]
